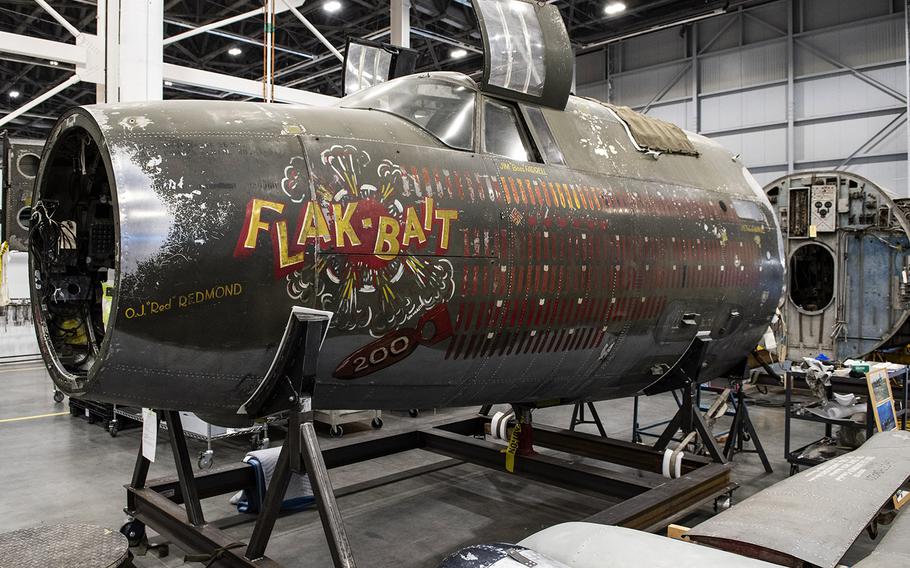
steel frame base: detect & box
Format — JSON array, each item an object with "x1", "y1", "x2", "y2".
[{"x1": 123, "y1": 413, "x2": 732, "y2": 568}]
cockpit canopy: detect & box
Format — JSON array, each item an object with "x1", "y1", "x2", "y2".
[{"x1": 340, "y1": 72, "x2": 477, "y2": 151}]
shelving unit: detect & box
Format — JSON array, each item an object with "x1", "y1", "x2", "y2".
[{"x1": 784, "y1": 366, "x2": 909, "y2": 475}]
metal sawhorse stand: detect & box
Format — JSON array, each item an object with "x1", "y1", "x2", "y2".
[
  {"x1": 569, "y1": 402, "x2": 607, "y2": 437},
  {"x1": 122, "y1": 308, "x2": 357, "y2": 568}
]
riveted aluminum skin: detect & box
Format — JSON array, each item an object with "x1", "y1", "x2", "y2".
[
  {"x1": 689, "y1": 430, "x2": 910, "y2": 568},
  {"x1": 31, "y1": 74, "x2": 785, "y2": 425}
]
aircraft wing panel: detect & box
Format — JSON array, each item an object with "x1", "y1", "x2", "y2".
[
  {"x1": 688, "y1": 430, "x2": 910, "y2": 568},
  {"x1": 854, "y1": 504, "x2": 910, "y2": 567},
  {"x1": 518, "y1": 523, "x2": 776, "y2": 567}
]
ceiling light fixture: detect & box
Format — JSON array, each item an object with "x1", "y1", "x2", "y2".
[
  {"x1": 450, "y1": 48, "x2": 468, "y2": 59},
  {"x1": 604, "y1": 2, "x2": 626, "y2": 15},
  {"x1": 228, "y1": 47, "x2": 243, "y2": 56},
  {"x1": 49, "y1": 60, "x2": 59, "y2": 66},
  {"x1": 8, "y1": 90, "x2": 19, "y2": 99},
  {"x1": 323, "y1": 0, "x2": 342, "y2": 13},
  {"x1": 164, "y1": 80, "x2": 174, "y2": 87}
]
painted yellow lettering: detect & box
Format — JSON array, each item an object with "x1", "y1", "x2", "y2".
[
  {"x1": 296, "y1": 201, "x2": 331, "y2": 245},
  {"x1": 278, "y1": 221, "x2": 306, "y2": 268},
  {"x1": 434, "y1": 208, "x2": 459, "y2": 250},
  {"x1": 423, "y1": 197, "x2": 435, "y2": 231},
  {"x1": 402, "y1": 206, "x2": 427, "y2": 247},
  {"x1": 373, "y1": 216, "x2": 401, "y2": 260},
  {"x1": 333, "y1": 202, "x2": 361, "y2": 247},
  {"x1": 242, "y1": 199, "x2": 284, "y2": 249}
]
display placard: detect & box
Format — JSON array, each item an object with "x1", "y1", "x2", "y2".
[{"x1": 866, "y1": 366, "x2": 910, "y2": 508}]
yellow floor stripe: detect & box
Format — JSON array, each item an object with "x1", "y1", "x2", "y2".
[{"x1": 0, "y1": 411, "x2": 69, "y2": 424}]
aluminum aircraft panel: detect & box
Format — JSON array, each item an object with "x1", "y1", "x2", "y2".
[
  {"x1": 853, "y1": 502, "x2": 910, "y2": 567},
  {"x1": 689, "y1": 430, "x2": 910, "y2": 568}
]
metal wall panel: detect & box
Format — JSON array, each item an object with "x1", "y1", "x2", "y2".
[
  {"x1": 837, "y1": 160, "x2": 908, "y2": 196},
  {"x1": 700, "y1": 84, "x2": 787, "y2": 133},
  {"x1": 576, "y1": 81, "x2": 608, "y2": 101},
  {"x1": 574, "y1": 0, "x2": 910, "y2": 195},
  {"x1": 699, "y1": 41, "x2": 787, "y2": 94},
  {"x1": 710, "y1": 127, "x2": 788, "y2": 168},
  {"x1": 620, "y1": 27, "x2": 687, "y2": 70},
  {"x1": 795, "y1": 16, "x2": 904, "y2": 76},
  {"x1": 795, "y1": 66, "x2": 906, "y2": 119},
  {"x1": 611, "y1": 62, "x2": 691, "y2": 109},
  {"x1": 697, "y1": 13, "x2": 741, "y2": 53},
  {"x1": 802, "y1": 0, "x2": 893, "y2": 31},
  {"x1": 751, "y1": 168, "x2": 789, "y2": 188},
  {"x1": 576, "y1": 50, "x2": 606, "y2": 86},
  {"x1": 795, "y1": 112, "x2": 907, "y2": 163},
  {"x1": 645, "y1": 101, "x2": 693, "y2": 131}
]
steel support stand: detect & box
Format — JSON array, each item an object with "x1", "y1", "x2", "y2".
[
  {"x1": 651, "y1": 336, "x2": 727, "y2": 464},
  {"x1": 722, "y1": 381, "x2": 772, "y2": 473},
  {"x1": 164, "y1": 410, "x2": 206, "y2": 527},
  {"x1": 245, "y1": 404, "x2": 356, "y2": 567},
  {"x1": 569, "y1": 402, "x2": 607, "y2": 437}
]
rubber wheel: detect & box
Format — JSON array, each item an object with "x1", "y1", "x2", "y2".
[
  {"x1": 198, "y1": 451, "x2": 214, "y2": 470},
  {"x1": 53, "y1": 391, "x2": 64, "y2": 403},
  {"x1": 330, "y1": 425, "x2": 344, "y2": 438},
  {"x1": 408, "y1": 409, "x2": 419, "y2": 418},
  {"x1": 371, "y1": 418, "x2": 383, "y2": 429},
  {"x1": 120, "y1": 520, "x2": 146, "y2": 547},
  {"x1": 109, "y1": 423, "x2": 118, "y2": 437}
]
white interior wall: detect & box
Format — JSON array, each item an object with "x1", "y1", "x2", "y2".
[{"x1": 575, "y1": 0, "x2": 910, "y2": 196}]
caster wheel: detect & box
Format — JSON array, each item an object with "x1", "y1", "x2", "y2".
[
  {"x1": 408, "y1": 409, "x2": 419, "y2": 418},
  {"x1": 53, "y1": 391, "x2": 64, "y2": 403},
  {"x1": 155, "y1": 544, "x2": 170, "y2": 558},
  {"x1": 789, "y1": 464, "x2": 799, "y2": 476},
  {"x1": 330, "y1": 425, "x2": 344, "y2": 438},
  {"x1": 109, "y1": 423, "x2": 118, "y2": 437},
  {"x1": 371, "y1": 418, "x2": 383, "y2": 429},
  {"x1": 260, "y1": 437, "x2": 270, "y2": 449},
  {"x1": 87, "y1": 414, "x2": 97, "y2": 424},
  {"x1": 198, "y1": 450, "x2": 214, "y2": 470},
  {"x1": 120, "y1": 520, "x2": 146, "y2": 547},
  {"x1": 714, "y1": 494, "x2": 732, "y2": 512}
]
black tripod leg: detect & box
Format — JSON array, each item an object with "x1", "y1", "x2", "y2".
[
  {"x1": 692, "y1": 409, "x2": 727, "y2": 464},
  {"x1": 245, "y1": 440, "x2": 294, "y2": 560},
  {"x1": 164, "y1": 410, "x2": 205, "y2": 527},
  {"x1": 587, "y1": 402, "x2": 607, "y2": 438},
  {"x1": 741, "y1": 401, "x2": 773, "y2": 473},
  {"x1": 569, "y1": 403, "x2": 580, "y2": 431},
  {"x1": 301, "y1": 421, "x2": 356, "y2": 568},
  {"x1": 479, "y1": 404, "x2": 493, "y2": 417},
  {"x1": 723, "y1": 393, "x2": 742, "y2": 460},
  {"x1": 654, "y1": 409, "x2": 683, "y2": 451}
]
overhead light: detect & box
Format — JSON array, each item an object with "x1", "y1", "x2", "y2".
[
  {"x1": 8, "y1": 90, "x2": 19, "y2": 99},
  {"x1": 164, "y1": 80, "x2": 173, "y2": 87},
  {"x1": 48, "y1": 60, "x2": 59, "y2": 66},
  {"x1": 323, "y1": 0, "x2": 342, "y2": 13},
  {"x1": 604, "y1": 2, "x2": 626, "y2": 15},
  {"x1": 450, "y1": 48, "x2": 468, "y2": 59},
  {"x1": 228, "y1": 47, "x2": 243, "y2": 56}
]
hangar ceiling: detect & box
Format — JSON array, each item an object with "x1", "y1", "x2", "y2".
[{"x1": 0, "y1": 0, "x2": 768, "y2": 138}]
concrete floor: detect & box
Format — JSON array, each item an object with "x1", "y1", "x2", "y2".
[{"x1": 0, "y1": 360, "x2": 890, "y2": 567}]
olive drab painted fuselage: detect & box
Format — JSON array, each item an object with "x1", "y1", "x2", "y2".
[{"x1": 31, "y1": 73, "x2": 784, "y2": 425}]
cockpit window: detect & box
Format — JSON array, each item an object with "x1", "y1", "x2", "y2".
[
  {"x1": 483, "y1": 99, "x2": 532, "y2": 162},
  {"x1": 340, "y1": 75, "x2": 476, "y2": 151}
]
